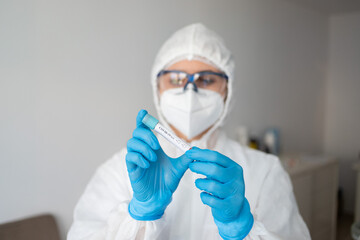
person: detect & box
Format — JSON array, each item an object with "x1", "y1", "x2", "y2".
[{"x1": 67, "y1": 23, "x2": 310, "y2": 240}]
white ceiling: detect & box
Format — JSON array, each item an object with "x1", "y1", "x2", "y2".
[{"x1": 282, "y1": 0, "x2": 360, "y2": 15}]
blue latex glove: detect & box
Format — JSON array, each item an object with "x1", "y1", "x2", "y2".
[
  {"x1": 126, "y1": 109, "x2": 192, "y2": 221},
  {"x1": 186, "y1": 147, "x2": 254, "y2": 240}
]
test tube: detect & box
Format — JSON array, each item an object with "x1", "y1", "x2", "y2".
[{"x1": 142, "y1": 113, "x2": 191, "y2": 152}]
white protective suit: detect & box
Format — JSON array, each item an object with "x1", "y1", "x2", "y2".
[{"x1": 68, "y1": 23, "x2": 310, "y2": 240}]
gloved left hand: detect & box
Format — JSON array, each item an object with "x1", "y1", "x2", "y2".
[
  {"x1": 126, "y1": 110, "x2": 193, "y2": 221},
  {"x1": 186, "y1": 147, "x2": 254, "y2": 240}
]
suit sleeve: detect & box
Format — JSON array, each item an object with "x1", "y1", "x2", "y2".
[
  {"x1": 244, "y1": 156, "x2": 311, "y2": 240},
  {"x1": 67, "y1": 150, "x2": 168, "y2": 240}
]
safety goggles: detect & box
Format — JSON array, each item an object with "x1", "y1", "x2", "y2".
[{"x1": 157, "y1": 70, "x2": 228, "y2": 93}]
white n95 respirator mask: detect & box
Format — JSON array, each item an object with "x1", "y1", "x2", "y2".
[{"x1": 160, "y1": 87, "x2": 224, "y2": 140}]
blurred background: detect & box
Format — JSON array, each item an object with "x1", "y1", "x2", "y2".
[{"x1": 0, "y1": 0, "x2": 359, "y2": 239}]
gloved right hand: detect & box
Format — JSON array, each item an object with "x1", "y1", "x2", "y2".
[
  {"x1": 126, "y1": 109, "x2": 192, "y2": 221},
  {"x1": 186, "y1": 147, "x2": 254, "y2": 239}
]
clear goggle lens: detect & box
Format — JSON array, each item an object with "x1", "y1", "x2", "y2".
[{"x1": 157, "y1": 70, "x2": 228, "y2": 94}]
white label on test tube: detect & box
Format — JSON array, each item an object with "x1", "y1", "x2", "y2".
[
  {"x1": 142, "y1": 112, "x2": 191, "y2": 152},
  {"x1": 154, "y1": 123, "x2": 191, "y2": 152}
]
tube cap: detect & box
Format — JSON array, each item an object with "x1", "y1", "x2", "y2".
[{"x1": 142, "y1": 113, "x2": 159, "y2": 130}]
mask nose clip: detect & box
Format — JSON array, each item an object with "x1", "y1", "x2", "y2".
[{"x1": 183, "y1": 74, "x2": 198, "y2": 92}]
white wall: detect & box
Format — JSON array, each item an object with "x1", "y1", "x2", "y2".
[
  {"x1": 0, "y1": 0, "x2": 328, "y2": 238},
  {"x1": 324, "y1": 12, "x2": 360, "y2": 214}
]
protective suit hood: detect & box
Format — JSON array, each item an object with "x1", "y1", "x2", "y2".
[{"x1": 151, "y1": 23, "x2": 235, "y2": 143}]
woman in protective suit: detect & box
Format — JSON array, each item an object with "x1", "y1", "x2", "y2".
[{"x1": 68, "y1": 23, "x2": 310, "y2": 240}]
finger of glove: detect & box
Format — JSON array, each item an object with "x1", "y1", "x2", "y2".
[
  {"x1": 125, "y1": 156, "x2": 146, "y2": 182},
  {"x1": 173, "y1": 153, "x2": 194, "y2": 171},
  {"x1": 127, "y1": 138, "x2": 157, "y2": 162},
  {"x1": 200, "y1": 192, "x2": 226, "y2": 210},
  {"x1": 189, "y1": 161, "x2": 230, "y2": 183},
  {"x1": 186, "y1": 147, "x2": 233, "y2": 168},
  {"x1": 136, "y1": 109, "x2": 148, "y2": 127},
  {"x1": 126, "y1": 151, "x2": 150, "y2": 170},
  {"x1": 195, "y1": 178, "x2": 232, "y2": 199},
  {"x1": 133, "y1": 126, "x2": 160, "y2": 150}
]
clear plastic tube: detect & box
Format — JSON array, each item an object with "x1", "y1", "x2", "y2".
[{"x1": 142, "y1": 113, "x2": 191, "y2": 152}]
